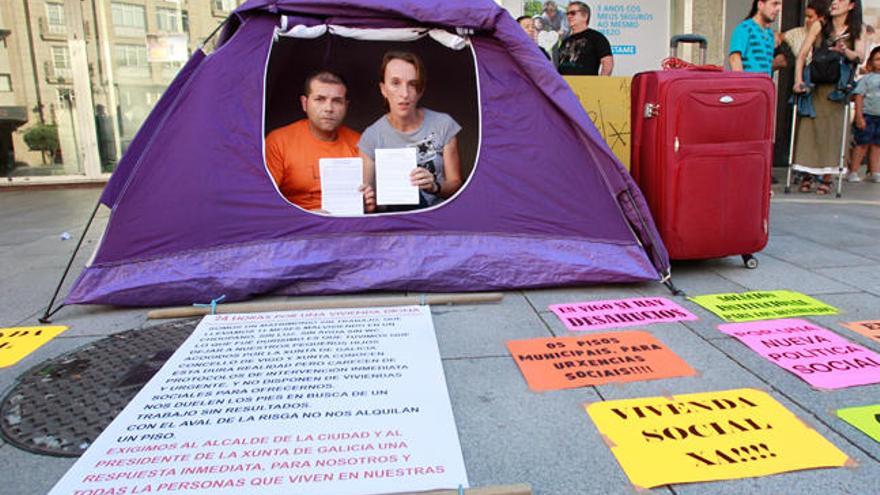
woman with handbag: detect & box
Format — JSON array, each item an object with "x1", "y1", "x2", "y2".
[{"x1": 794, "y1": 0, "x2": 866, "y2": 194}]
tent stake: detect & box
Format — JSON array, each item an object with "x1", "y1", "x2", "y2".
[
  {"x1": 662, "y1": 277, "x2": 685, "y2": 297},
  {"x1": 39, "y1": 200, "x2": 101, "y2": 323},
  {"x1": 660, "y1": 270, "x2": 685, "y2": 297}
]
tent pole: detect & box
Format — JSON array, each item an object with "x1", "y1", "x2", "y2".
[
  {"x1": 198, "y1": 16, "x2": 229, "y2": 51},
  {"x1": 39, "y1": 200, "x2": 101, "y2": 323}
]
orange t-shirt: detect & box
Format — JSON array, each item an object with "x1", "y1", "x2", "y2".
[{"x1": 265, "y1": 119, "x2": 361, "y2": 211}]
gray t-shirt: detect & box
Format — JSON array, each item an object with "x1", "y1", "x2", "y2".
[
  {"x1": 359, "y1": 108, "x2": 462, "y2": 206},
  {"x1": 854, "y1": 73, "x2": 880, "y2": 117}
]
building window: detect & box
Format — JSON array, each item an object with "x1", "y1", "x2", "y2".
[
  {"x1": 212, "y1": 0, "x2": 239, "y2": 12},
  {"x1": 56, "y1": 87, "x2": 73, "y2": 104},
  {"x1": 45, "y1": 3, "x2": 67, "y2": 34},
  {"x1": 114, "y1": 43, "x2": 149, "y2": 77},
  {"x1": 156, "y1": 7, "x2": 184, "y2": 33},
  {"x1": 111, "y1": 2, "x2": 146, "y2": 36},
  {"x1": 114, "y1": 44, "x2": 148, "y2": 67},
  {"x1": 0, "y1": 74, "x2": 11, "y2": 92},
  {"x1": 51, "y1": 45, "x2": 71, "y2": 78}
]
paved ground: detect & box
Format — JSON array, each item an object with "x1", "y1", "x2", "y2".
[{"x1": 1, "y1": 172, "x2": 879, "y2": 495}]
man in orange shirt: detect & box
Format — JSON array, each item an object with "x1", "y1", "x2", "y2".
[{"x1": 266, "y1": 71, "x2": 375, "y2": 213}]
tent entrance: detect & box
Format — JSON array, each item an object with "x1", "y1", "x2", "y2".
[{"x1": 263, "y1": 26, "x2": 481, "y2": 211}]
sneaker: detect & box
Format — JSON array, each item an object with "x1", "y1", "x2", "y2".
[
  {"x1": 845, "y1": 171, "x2": 862, "y2": 182},
  {"x1": 871, "y1": 174, "x2": 880, "y2": 183}
]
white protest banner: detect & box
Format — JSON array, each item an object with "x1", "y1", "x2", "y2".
[
  {"x1": 591, "y1": 0, "x2": 670, "y2": 75},
  {"x1": 48, "y1": 306, "x2": 468, "y2": 495}
]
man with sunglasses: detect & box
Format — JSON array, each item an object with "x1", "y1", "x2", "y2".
[{"x1": 557, "y1": 2, "x2": 613, "y2": 75}]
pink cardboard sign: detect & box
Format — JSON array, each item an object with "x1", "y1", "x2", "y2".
[
  {"x1": 549, "y1": 297, "x2": 698, "y2": 331},
  {"x1": 719, "y1": 318, "x2": 880, "y2": 390}
]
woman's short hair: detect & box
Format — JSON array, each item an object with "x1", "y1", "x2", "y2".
[{"x1": 379, "y1": 51, "x2": 427, "y2": 95}]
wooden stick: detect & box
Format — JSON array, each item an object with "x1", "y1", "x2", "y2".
[
  {"x1": 381, "y1": 484, "x2": 531, "y2": 495},
  {"x1": 147, "y1": 292, "x2": 504, "y2": 319}
]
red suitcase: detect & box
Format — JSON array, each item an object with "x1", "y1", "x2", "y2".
[{"x1": 630, "y1": 35, "x2": 775, "y2": 268}]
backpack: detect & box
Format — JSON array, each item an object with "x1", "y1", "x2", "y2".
[{"x1": 809, "y1": 41, "x2": 842, "y2": 84}]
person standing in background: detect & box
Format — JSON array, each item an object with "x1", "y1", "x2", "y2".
[
  {"x1": 541, "y1": 1, "x2": 569, "y2": 39},
  {"x1": 557, "y1": 2, "x2": 613, "y2": 76},
  {"x1": 729, "y1": 0, "x2": 784, "y2": 75},
  {"x1": 794, "y1": 0, "x2": 866, "y2": 193},
  {"x1": 518, "y1": 16, "x2": 552, "y2": 60}
]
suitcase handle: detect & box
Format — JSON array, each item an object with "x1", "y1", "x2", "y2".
[{"x1": 670, "y1": 34, "x2": 708, "y2": 65}]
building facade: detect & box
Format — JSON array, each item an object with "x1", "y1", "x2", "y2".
[
  {"x1": 2, "y1": 1, "x2": 879, "y2": 186},
  {"x1": 0, "y1": 0, "x2": 242, "y2": 184}
]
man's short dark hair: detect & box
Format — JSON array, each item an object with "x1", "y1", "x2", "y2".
[
  {"x1": 516, "y1": 15, "x2": 531, "y2": 24},
  {"x1": 568, "y1": 1, "x2": 591, "y2": 22},
  {"x1": 303, "y1": 70, "x2": 348, "y2": 97}
]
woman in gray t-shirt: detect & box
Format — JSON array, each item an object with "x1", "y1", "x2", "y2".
[{"x1": 359, "y1": 51, "x2": 463, "y2": 209}]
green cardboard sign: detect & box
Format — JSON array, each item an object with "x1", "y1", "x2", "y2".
[
  {"x1": 837, "y1": 405, "x2": 880, "y2": 443},
  {"x1": 688, "y1": 290, "x2": 838, "y2": 322}
]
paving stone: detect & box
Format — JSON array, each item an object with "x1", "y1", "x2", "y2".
[
  {"x1": 432, "y1": 292, "x2": 553, "y2": 359},
  {"x1": 637, "y1": 263, "x2": 748, "y2": 301},
  {"x1": 0, "y1": 267, "x2": 81, "y2": 326},
  {"x1": 443, "y1": 357, "x2": 672, "y2": 495},
  {"x1": 704, "y1": 255, "x2": 853, "y2": 294},
  {"x1": 762, "y1": 234, "x2": 876, "y2": 269},
  {"x1": 47, "y1": 305, "x2": 147, "y2": 338},
  {"x1": 815, "y1": 265, "x2": 880, "y2": 296},
  {"x1": 771, "y1": 204, "x2": 880, "y2": 250},
  {"x1": 803, "y1": 292, "x2": 880, "y2": 350},
  {"x1": 0, "y1": 443, "x2": 77, "y2": 495}
]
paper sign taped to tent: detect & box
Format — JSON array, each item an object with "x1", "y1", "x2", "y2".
[
  {"x1": 718, "y1": 318, "x2": 880, "y2": 390},
  {"x1": 585, "y1": 388, "x2": 848, "y2": 489},
  {"x1": 48, "y1": 306, "x2": 468, "y2": 495},
  {"x1": 506, "y1": 331, "x2": 695, "y2": 391},
  {"x1": 689, "y1": 290, "x2": 838, "y2": 322},
  {"x1": 836, "y1": 404, "x2": 880, "y2": 443},
  {"x1": 0, "y1": 326, "x2": 67, "y2": 367},
  {"x1": 840, "y1": 320, "x2": 880, "y2": 344},
  {"x1": 549, "y1": 297, "x2": 697, "y2": 331}
]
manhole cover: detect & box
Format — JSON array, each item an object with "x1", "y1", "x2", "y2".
[{"x1": 0, "y1": 319, "x2": 198, "y2": 457}]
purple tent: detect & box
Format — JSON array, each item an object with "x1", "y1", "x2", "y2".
[{"x1": 65, "y1": 0, "x2": 670, "y2": 307}]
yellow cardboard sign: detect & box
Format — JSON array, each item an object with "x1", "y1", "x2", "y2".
[
  {"x1": 563, "y1": 76, "x2": 631, "y2": 169},
  {"x1": 0, "y1": 326, "x2": 68, "y2": 367},
  {"x1": 585, "y1": 388, "x2": 848, "y2": 489},
  {"x1": 688, "y1": 290, "x2": 838, "y2": 322}
]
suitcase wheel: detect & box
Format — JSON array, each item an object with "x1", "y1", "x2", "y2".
[{"x1": 742, "y1": 254, "x2": 759, "y2": 269}]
